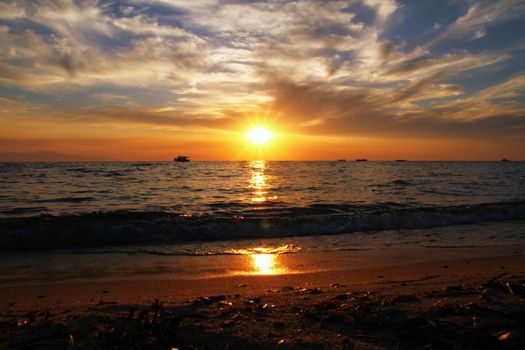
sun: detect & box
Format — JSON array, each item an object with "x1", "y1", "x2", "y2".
[{"x1": 247, "y1": 127, "x2": 272, "y2": 145}]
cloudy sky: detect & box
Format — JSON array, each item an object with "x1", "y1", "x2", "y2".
[{"x1": 1, "y1": 0, "x2": 525, "y2": 160}]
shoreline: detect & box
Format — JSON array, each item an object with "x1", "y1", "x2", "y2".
[
  {"x1": 1, "y1": 254, "x2": 524, "y2": 348},
  {"x1": 2, "y1": 219, "x2": 524, "y2": 287},
  {"x1": 2, "y1": 254, "x2": 524, "y2": 310}
]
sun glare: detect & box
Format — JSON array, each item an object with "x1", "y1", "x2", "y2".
[
  {"x1": 252, "y1": 254, "x2": 275, "y2": 274},
  {"x1": 247, "y1": 127, "x2": 272, "y2": 145}
]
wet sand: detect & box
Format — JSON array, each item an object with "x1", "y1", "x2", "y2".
[{"x1": 1, "y1": 254, "x2": 525, "y2": 349}]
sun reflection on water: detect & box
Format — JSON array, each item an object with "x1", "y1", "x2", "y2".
[{"x1": 249, "y1": 160, "x2": 272, "y2": 203}]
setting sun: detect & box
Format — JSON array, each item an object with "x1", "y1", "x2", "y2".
[{"x1": 247, "y1": 127, "x2": 272, "y2": 145}]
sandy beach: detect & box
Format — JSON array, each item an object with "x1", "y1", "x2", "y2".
[{"x1": 2, "y1": 252, "x2": 524, "y2": 349}]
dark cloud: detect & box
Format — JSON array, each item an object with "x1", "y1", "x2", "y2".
[
  {"x1": 378, "y1": 41, "x2": 393, "y2": 65},
  {"x1": 57, "y1": 53, "x2": 76, "y2": 77},
  {"x1": 64, "y1": 106, "x2": 240, "y2": 130},
  {"x1": 383, "y1": 53, "x2": 469, "y2": 76},
  {"x1": 267, "y1": 78, "x2": 525, "y2": 139},
  {"x1": 389, "y1": 77, "x2": 437, "y2": 103}
]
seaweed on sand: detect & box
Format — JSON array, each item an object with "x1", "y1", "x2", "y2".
[{"x1": 1, "y1": 275, "x2": 525, "y2": 349}]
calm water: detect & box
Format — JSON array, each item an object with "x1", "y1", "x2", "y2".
[
  {"x1": 0, "y1": 161, "x2": 524, "y2": 249},
  {"x1": 1, "y1": 161, "x2": 524, "y2": 216},
  {"x1": 1, "y1": 161, "x2": 525, "y2": 284}
]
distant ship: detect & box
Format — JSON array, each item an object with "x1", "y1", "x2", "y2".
[
  {"x1": 337, "y1": 159, "x2": 346, "y2": 162},
  {"x1": 355, "y1": 158, "x2": 368, "y2": 162},
  {"x1": 395, "y1": 159, "x2": 406, "y2": 162},
  {"x1": 501, "y1": 158, "x2": 511, "y2": 162},
  {"x1": 174, "y1": 156, "x2": 190, "y2": 162}
]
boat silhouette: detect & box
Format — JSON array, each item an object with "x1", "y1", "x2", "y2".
[{"x1": 174, "y1": 156, "x2": 190, "y2": 162}]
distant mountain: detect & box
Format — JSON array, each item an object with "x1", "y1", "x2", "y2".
[{"x1": 0, "y1": 150, "x2": 113, "y2": 162}]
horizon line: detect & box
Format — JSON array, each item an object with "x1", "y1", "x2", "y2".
[{"x1": 1, "y1": 159, "x2": 524, "y2": 163}]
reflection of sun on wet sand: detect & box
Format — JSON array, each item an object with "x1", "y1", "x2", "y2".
[
  {"x1": 232, "y1": 246, "x2": 295, "y2": 275},
  {"x1": 1, "y1": 255, "x2": 524, "y2": 349},
  {"x1": 251, "y1": 253, "x2": 289, "y2": 275},
  {"x1": 252, "y1": 253, "x2": 275, "y2": 274}
]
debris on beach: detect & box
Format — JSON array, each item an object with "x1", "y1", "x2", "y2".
[{"x1": 1, "y1": 275, "x2": 525, "y2": 349}]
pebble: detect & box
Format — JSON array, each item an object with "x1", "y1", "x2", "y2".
[
  {"x1": 381, "y1": 306, "x2": 402, "y2": 317},
  {"x1": 392, "y1": 294, "x2": 420, "y2": 304},
  {"x1": 482, "y1": 288, "x2": 496, "y2": 297},
  {"x1": 273, "y1": 321, "x2": 285, "y2": 329},
  {"x1": 498, "y1": 331, "x2": 517, "y2": 341}
]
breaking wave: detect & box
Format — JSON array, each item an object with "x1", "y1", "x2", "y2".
[{"x1": 1, "y1": 200, "x2": 524, "y2": 251}]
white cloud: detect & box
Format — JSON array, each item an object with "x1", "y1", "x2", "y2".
[
  {"x1": 0, "y1": 0, "x2": 523, "y2": 138},
  {"x1": 362, "y1": 0, "x2": 397, "y2": 25},
  {"x1": 427, "y1": 0, "x2": 525, "y2": 48},
  {"x1": 473, "y1": 28, "x2": 487, "y2": 39}
]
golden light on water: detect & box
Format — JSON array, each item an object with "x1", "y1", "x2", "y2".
[{"x1": 249, "y1": 160, "x2": 270, "y2": 203}]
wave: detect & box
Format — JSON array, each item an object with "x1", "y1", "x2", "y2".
[
  {"x1": 71, "y1": 244, "x2": 303, "y2": 257},
  {"x1": 32, "y1": 196, "x2": 95, "y2": 204},
  {"x1": 0, "y1": 200, "x2": 524, "y2": 251},
  {"x1": 370, "y1": 179, "x2": 413, "y2": 187}
]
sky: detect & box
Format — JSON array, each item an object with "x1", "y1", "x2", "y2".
[{"x1": 1, "y1": 0, "x2": 525, "y2": 161}]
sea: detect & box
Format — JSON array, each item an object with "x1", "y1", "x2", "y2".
[{"x1": 1, "y1": 161, "x2": 524, "y2": 284}]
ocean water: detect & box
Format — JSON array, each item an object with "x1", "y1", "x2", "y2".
[
  {"x1": 1, "y1": 161, "x2": 525, "y2": 284},
  {"x1": 1, "y1": 161, "x2": 525, "y2": 250}
]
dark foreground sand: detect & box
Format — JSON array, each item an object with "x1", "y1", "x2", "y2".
[{"x1": 1, "y1": 255, "x2": 525, "y2": 349}]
